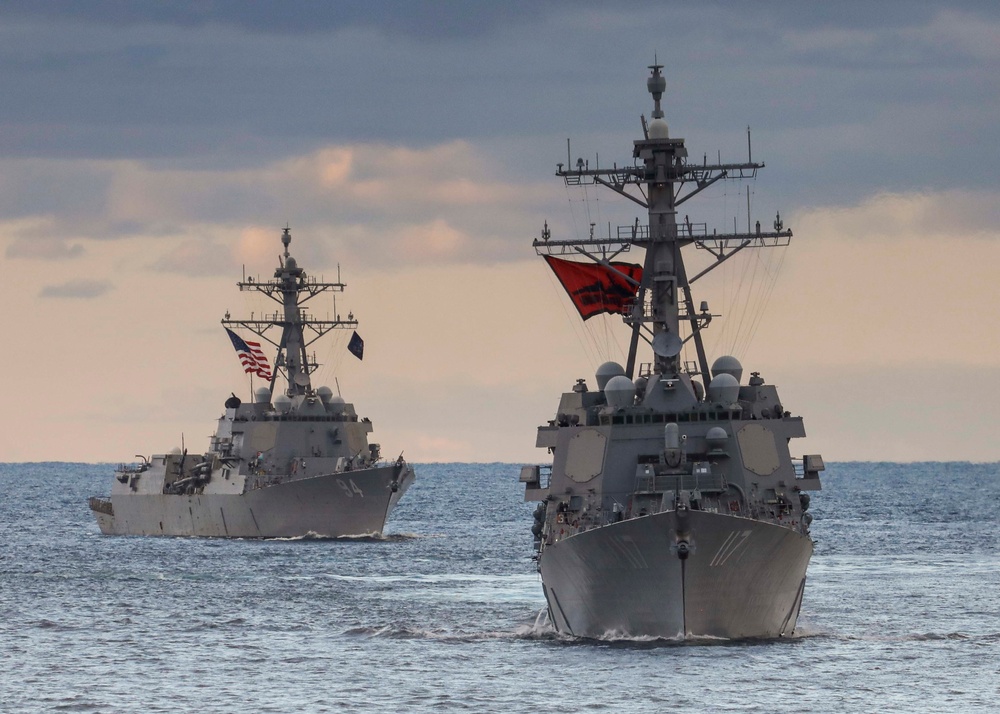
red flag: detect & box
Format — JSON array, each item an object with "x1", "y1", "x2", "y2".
[{"x1": 543, "y1": 255, "x2": 643, "y2": 321}]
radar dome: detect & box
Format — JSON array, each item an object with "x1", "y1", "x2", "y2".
[
  {"x1": 596, "y1": 361, "x2": 626, "y2": 391},
  {"x1": 254, "y1": 387, "x2": 271, "y2": 404},
  {"x1": 327, "y1": 394, "x2": 346, "y2": 412},
  {"x1": 273, "y1": 394, "x2": 292, "y2": 413},
  {"x1": 706, "y1": 426, "x2": 729, "y2": 451},
  {"x1": 604, "y1": 375, "x2": 636, "y2": 410},
  {"x1": 316, "y1": 386, "x2": 333, "y2": 404},
  {"x1": 285, "y1": 256, "x2": 298, "y2": 270},
  {"x1": 711, "y1": 355, "x2": 743, "y2": 384},
  {"x1": 648, "y1": 117, "x2": 669, "y2": 139},
  {"x1": 707, "y1": 373, "x2": 740, "y2": 405}
]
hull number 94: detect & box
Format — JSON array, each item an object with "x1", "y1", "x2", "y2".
[{"x1": 337, "y1": 478, "x2": 364, "y2": 498}]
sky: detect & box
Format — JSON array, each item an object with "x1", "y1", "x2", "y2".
[{"x1": 2, "y1": 1, "x2": 999, "y2": 463}]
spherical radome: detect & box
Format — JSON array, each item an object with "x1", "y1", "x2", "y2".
[
  {"x1": 596, "y1": 361, "x2": 626, "y2": 391},
  {"x1": 604, "y1": 375, "x2": 636, "y2": 409}
]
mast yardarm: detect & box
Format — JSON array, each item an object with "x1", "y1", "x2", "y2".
[
  {"x1": 221, "y1": 227, "x2": 360, "y2": 398},
  {"x1": 536, "y1": 63, "x2": 792, "y2": 383}
]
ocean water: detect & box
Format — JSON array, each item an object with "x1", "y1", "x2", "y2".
[{"x1": 2, "y1": 462, "x2": 999, "y2": 713}]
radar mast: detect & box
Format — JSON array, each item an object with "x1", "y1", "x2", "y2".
[
  {"x1": 221, "y1": 227, "x2": 359, "y2": 398},
  {"x1": 535, "y1": 62, "x2": 792, "y2": 383}
]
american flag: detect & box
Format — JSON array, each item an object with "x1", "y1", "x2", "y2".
[{"x1": 225, "y1": 328, "x2": 272, "y2": 381}]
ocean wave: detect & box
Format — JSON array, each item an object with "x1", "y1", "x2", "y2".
[
  {"x1": 263, "y1": 531, "x2": 424, "y2": 542},
  {"x1": 178, "y1": 617, "x2": 251, "y2": 633},
  {"x1": 817, "y1": 630, "x2": 988, "y2": 644},
  {"x1": 341, "y1": 624, "x2": 500, "y2": 643},
  {"x1": 908, "y1": 632, "x2": 971, "y2": 641},
  {"x1": 34, "y1": 619, "x2": 74, "y2": 631},
  {"x1": 341, "y1": 614, "x2": 555, "y2": 644}
]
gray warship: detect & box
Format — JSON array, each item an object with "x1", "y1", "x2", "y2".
[
  {"x1": 89, "y1": 228, "x2": 415, "y2": 538},
  {"x1": 521, "y1": 64, "x2": 823, "y2": 639}
]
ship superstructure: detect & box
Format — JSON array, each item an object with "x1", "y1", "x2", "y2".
[
  {"x1": 521, "y1": 64, "x2": 823, "y2": 639},
  {"x1": 89, "y1": 228, "x2": 415, "y2": 538}
]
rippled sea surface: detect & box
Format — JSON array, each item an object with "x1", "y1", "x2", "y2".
[{"x1": 2, "y1": 462, "x2": 1000, "y2": 713}]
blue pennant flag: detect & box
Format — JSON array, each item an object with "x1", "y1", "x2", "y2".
[{"x1": 347, "y1": 331, "x2": 364, "y2": 360}]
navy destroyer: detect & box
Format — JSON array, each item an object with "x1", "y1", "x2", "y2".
[
  {"x1": 89, "y1": 228, "x2": 415, "y2": 537},
  {"x1": 521, "y1": 64, "x2": 823, "y2": 639}
]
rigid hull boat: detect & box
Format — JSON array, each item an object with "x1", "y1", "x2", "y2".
[
  {"x1": 521, "y1": 64, "x2": 823, "y2": 639},
  {"x1": 90, "y1": 228, "x2": 415, "y2": 538}
]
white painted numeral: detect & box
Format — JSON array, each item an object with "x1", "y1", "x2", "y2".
[{"x1": 336, "y1": 478, "x2": 364, "y2": 498}]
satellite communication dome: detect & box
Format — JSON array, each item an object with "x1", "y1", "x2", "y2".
[
  {"x1": 648, "y1": 117, "x2": 669, "y2": 139},
  {"x1": 316, "y1": 386, "x2": 333, "y2": 404},
  {"x1": 596, "y1": 362, "x2": 626, "y2": 391},
  {"x1": 604, "y1": 375, "x2": 636, "y2": 410},
  {"x1": 327, "y1": 395, "x2": 346, "y2": 412},
  {"x1": 254, "y1": 387, "x2": 271, "y2": 404},
  {"x1": 273, "y1": 394, "x2": 292, "y2": 413},
  {"x1": 707, "y1": 373, "x2": 740, "y2": 405},
  {"x1": 285, "y1": 256, "x2": 298, "y2": 270},
  {"x1": 706, "y1": 426, "x2": 729, "y2": 450},
  {"x1": 711, "y1": 355, "x2": 744, "y2": 384}
]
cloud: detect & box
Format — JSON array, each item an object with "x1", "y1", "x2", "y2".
[
  {"x1": 6, "y1": 236, "x2": 85, "y2": 260},
  {"x1": 393, "y1": 219, "x2": 468, "y2": 259},
  {"x1": 0, "y1": 140, "x2": 555, "y2": 274},
  {"x1": 147, "y1": 238, "x2": 238, "y2": 275},
  {"x1": 794, "y1": 189, "x2": 1000, "y2": 241},
  {"x1": 275, "y1": 140, "x2": 539, "y2": 214},
  {"x1": 0, "y1": 1, "x2": 552, "y2": 40},
  {"x1": 38, "y1": 279, "x2": 112, "y2": 299}
]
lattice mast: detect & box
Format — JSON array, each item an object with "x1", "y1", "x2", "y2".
[
  {"x1": 221, "y1": 227, "x2": 358, "y2": 397},
  {"x1": 535, "y1": 63, "x2": 791, "y2": 382}
]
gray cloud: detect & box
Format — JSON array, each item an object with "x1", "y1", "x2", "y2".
[
  {"x1": 4, "y1": 2, "x2": 997, "y2": 37},
  {"x1": 38, "y1": 279, "x2": 113, "y2": 299},
  {"x1": 0, "y1": 1, "x2": 549, "y2": 39},
  {"x1": 0, "y1": 140, "x2": 557, "y2": 271},
  {"x1": 0, "y1": 2, "x2": 996, "y2": 227},
  {"x1": 0, "y1": 1, "x2": 670, "y2": 33}
]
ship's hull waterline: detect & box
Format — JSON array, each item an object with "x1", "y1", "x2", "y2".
[
  {"x1": 539, "y1": 510, "x2": 812, "y2": 640},
  {"x1": 92, "y1": 465, "x2": 414, "y2": 538}
]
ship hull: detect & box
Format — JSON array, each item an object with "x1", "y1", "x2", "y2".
[
  {"x1": 92, "y1": 464, "x2": 414, "y2": 538},
  {"x1": 539, "y1": 510, "x2": 812, "y2": 640}
]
